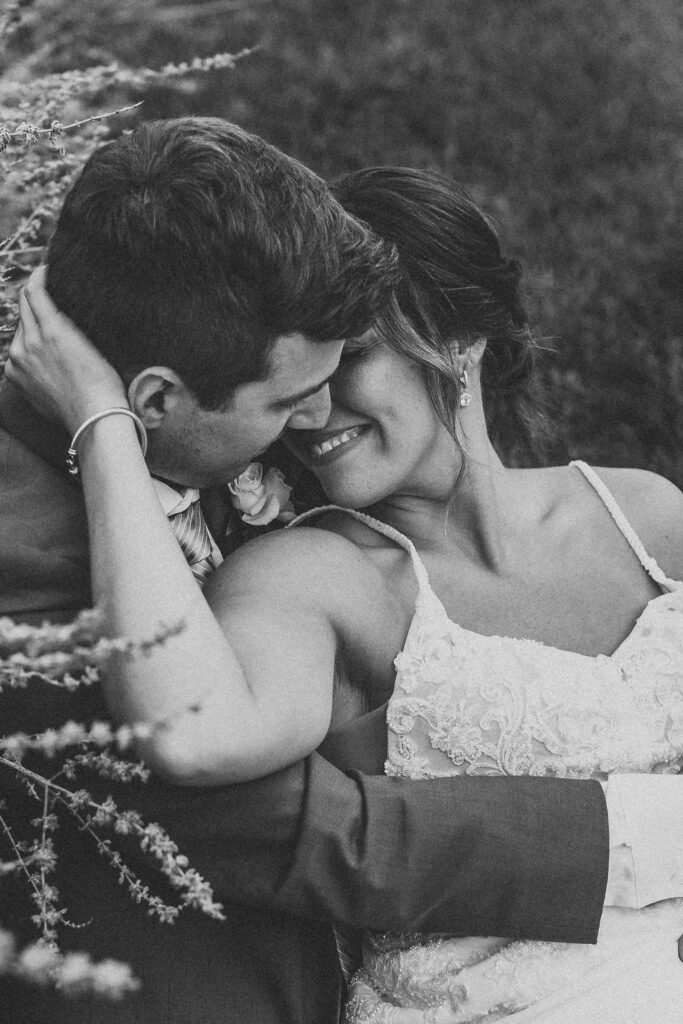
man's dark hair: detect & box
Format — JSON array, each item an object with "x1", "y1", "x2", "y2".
[{"x1": 46, "y1": 118, "x2": 398, "y2": 408}]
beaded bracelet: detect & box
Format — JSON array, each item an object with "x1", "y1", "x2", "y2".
[{"x1": 66, "y1": 407, "x2": 148, "y2": 478}]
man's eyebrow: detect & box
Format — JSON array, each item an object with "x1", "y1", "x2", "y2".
[{"x1": 275, "y1": 372, "x2": 335, "y2": 408}]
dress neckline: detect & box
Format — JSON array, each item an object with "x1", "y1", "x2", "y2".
[
  {"x1": 421, "y1": 587, "x2": 679, "y2": 663},
  {"x1": 287, "y1": 462, "x2": 682, "y2": 663}
]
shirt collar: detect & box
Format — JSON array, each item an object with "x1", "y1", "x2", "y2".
[{"x1": 152, "y1": 478, "x2": 201, "y2": 516}]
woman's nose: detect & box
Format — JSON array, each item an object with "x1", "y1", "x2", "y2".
[{"x1": 286, "y1": 386, "x2": 332, "y2": 430}]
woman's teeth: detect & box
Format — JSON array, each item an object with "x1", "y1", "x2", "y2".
[{"x1": 309, "y1": 426, "x2": 363, "y2": 458}]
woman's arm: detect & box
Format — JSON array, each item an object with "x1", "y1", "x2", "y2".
[
  {"x1": 77, "y1": 420, "x2": 349, "y2": 783},
  {"x1": 6, "y1": 274, "x2": 377, "y2": 784}
]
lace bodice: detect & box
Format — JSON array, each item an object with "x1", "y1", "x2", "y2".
[
  {"x1": 295, "y1": 462, "x2": 683, "y2": 1023},
  {"x1": 384, "y1": 463, "x2": 683, "y2": 785},
  {"x1": 386, "y1": 570, "x2": 683, "y2": 784}
]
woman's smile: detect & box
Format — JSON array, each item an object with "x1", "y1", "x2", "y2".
[
  {"x1": 291, "y1": 423, "x2": 372, "y2": 465},
  {"x1": 308, "y1": 425, "x2": 369, "y2": 461},
  {"x1": 283, "y1": 336, "x2": 465, "y2": 509}
]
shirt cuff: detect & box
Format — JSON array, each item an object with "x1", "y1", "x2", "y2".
[{"x1": 604, "y1": 774, "x2": 683, "y2": 907}]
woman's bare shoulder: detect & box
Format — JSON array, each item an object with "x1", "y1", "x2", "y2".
[
  {"x1": 206, "y1": 523, "x2": 396, "y2": 624},
  {"x1": 299, "y1": 508, "x2": 395, "y2": 549},
  {"x1": 590, "y1": 466, "x2": 683, "y2": 581}
]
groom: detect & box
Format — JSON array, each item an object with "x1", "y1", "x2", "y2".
[{"x1": 0, "y1": 118, "x2": 676, "y2": 1024}]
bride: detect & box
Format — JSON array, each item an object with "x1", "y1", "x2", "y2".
[{"x1": 9, "y1": 167, "x2": 683, "y2": 1022}]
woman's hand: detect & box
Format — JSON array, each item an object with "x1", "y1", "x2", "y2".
[{"x1": 5, "y1": 266, "x2": 128, "y2": 434}]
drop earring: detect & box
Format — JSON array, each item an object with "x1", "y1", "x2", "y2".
[{"x1": 459, "y1": 369, "x2": 472, "y2": 407}]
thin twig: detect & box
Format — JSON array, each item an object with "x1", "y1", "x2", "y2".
[
  {"x1": 0, "y1": 757, "x2": 84, "y2": 804},
  {"x1": 38, "y1": 782, "x2": 51, "y2": 939},
  {"x1": 0, "y1": 246, "x2": 44, "y2": 256},
  {"x1": 59, "y1": 799, "x2": 181, "y2": 922},
  {"x1": 45, "y1": 102, "x2": 143, "y2": 137},
  {"x1": 0, "y1": 810, "x2": 43, "y2": 897},
  {"x1": 1, "y1": 101, "x2": 143, "y2": 146}
]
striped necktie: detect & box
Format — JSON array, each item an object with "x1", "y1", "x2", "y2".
[
  {"x1": 168, "y1": 498, "x2": 218, "y2": 586},
  {"x1": 153, "y1": 479, "x2": 220, "y2": 587}
]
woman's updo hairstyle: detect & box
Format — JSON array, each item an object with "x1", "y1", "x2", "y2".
[{"x1": 332, "y1": 167, "x2": 548, "y2": 462}]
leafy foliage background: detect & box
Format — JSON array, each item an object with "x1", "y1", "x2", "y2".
[{"x1": 2, "y1": 0, "x2": 683, "y2": 482}]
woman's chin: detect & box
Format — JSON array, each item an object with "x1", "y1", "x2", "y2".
[
  {"x1": 316, "y1": 475, "x2": 383, "y2": 510},
  {"x1": 302, "y1": 447, "x2": 392, "y2": 508}
]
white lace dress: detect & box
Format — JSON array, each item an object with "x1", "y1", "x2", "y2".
[{"x1": 309, "y1": 462, "x2": 683, "y2": 1024}]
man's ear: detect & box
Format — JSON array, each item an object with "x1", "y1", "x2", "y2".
[{"x1": 126, "y1": 367, "x2": 188, "y2": 429}]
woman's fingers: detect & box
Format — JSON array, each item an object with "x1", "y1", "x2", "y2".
[
  {"x1": 3, "y1": 325, "x2": 20, "y2": 383},
  {"x1": 18, "y1": 286, "x2": 40, "y2": 345},
  {"x1": 19, "y1": 272, "x2": 101, "y2": 366},
  {"x1": 22, "y1": 268, "x2": 95, "y2": 357},
  {"x1": 22, "y1": 266, "x2": 58, "y2": 330},
  {"x1": 6, "y1": 270, "x2": 129, "y2": 430},
  {"x1": 7, "y1": 320, "x2": 26, "y2": 372},
  {"x1": 6, "y1": 321, "x2": 43, "y2": 402},
  {"x1": 7, "y1": 317, "x2": 22, "y2": 353}
]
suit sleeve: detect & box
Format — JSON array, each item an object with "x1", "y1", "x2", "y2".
[{"x1": 144, "y1": 753, "x2": 608, "y2": 944}]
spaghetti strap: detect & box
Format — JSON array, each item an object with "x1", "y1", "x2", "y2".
[
  {"x1": 570, "y1": 460, "x2": 676, "y2": 591},
  {"x1": 286, "y1": 505, "x2": 432, "y2": 595}
]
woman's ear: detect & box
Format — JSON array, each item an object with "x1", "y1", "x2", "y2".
[
  {"x1": 467, "y1": 337, "x2": 487, "y2": 372},
  {"x1": 453, "y1": 336, "x2": 487, "y2": 376},
  {"x1": 127, "y1": 367, "x2": 186, "y2": 429}
]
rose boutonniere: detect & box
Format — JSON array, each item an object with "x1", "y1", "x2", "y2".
[{"x1": 228, "y1": 463, "x2": 296, "y2": 526}]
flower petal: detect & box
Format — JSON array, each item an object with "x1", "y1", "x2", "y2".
[{"x1": 241, "y1": 494, "x2": 281, "y2": 526}]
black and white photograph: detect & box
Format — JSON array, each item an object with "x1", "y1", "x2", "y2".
[{"x1": 0, "y1": 2, "x2": 682, "y2": 1022}]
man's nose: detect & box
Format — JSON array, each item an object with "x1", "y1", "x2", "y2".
[{"x1": 287, "y1": 386, "x2": 332, "y2": 430}]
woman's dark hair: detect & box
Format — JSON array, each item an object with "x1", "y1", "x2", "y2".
[{"x1": 332, "y1": 166, "x2": 551, "y2": 462}]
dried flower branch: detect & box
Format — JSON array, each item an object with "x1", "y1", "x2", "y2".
[
  {"x1": 0, "y1": 3, "x2": 253, "y2": 995},
  {"x1": 0, "y1": 603, "x2": 225, "y2": 998},
  {"x1": 0, "y1": 609, "x2": 184, "y2": 692},
  {"x1": 0, "y1": 102, "x2": 142, "y2": 163}
]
